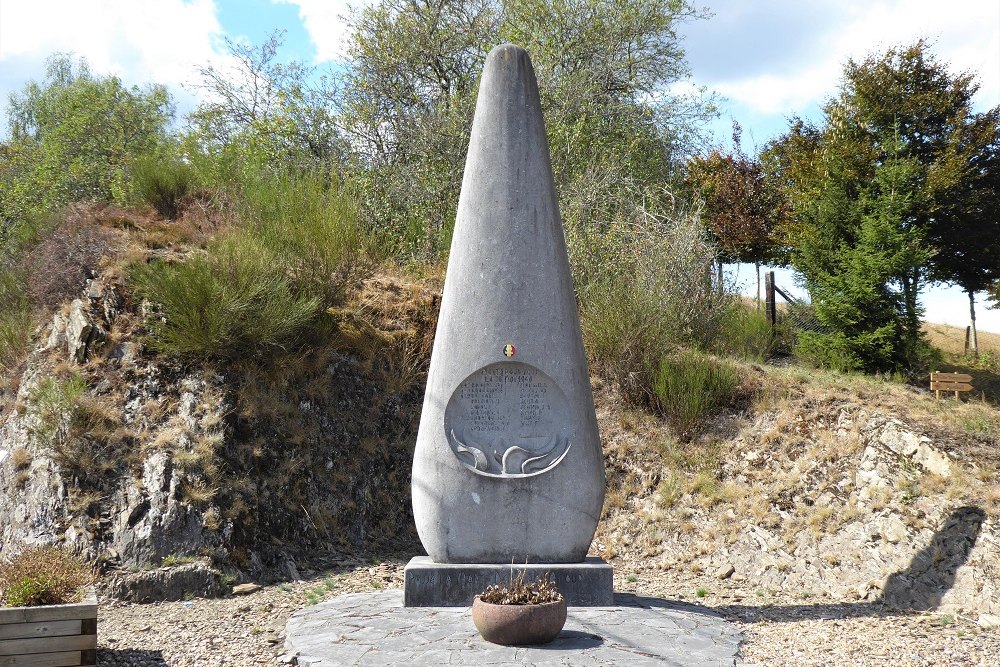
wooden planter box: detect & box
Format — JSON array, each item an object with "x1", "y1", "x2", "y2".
[{"x1": 0, "y1": 587, "x2": 96, "y2": 666}]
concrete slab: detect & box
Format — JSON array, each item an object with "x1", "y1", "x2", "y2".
[
  {"x1": 404, "y1": 556, "x2": 614, "y2": 606},
  {"x1": 285, "y1": 590, "x2": 742, "y2": 666}
]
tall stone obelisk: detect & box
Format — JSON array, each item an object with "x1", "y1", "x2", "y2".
[{"x1": 404, "y1": 44, "x2": 611, "y2": 606}]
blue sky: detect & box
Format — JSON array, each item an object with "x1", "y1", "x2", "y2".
[{"x1": 1, "y1": 0, "x2": 998, "y2": 330}]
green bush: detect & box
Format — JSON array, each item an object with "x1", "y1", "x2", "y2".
[
  {"x1": 712, "y1": 303, "x2": 774, "y2": 361},
  {"x1": 28, "y1": 374, "x2": 87, "y2": 446},
  {"x1": 0, "y1": 547, "x2": 93, "y2": 607},
  {"x1": 578, "y1": 195, "x2": 730, "y2": 405},
  {"x1": 234, "y1": 166, "x2": 368, "y2": 302},
  {"x1": 133, "y1": 155, "x2": 195, "y2": 219},
  {"x1": 795, "y1": 330, "x2": 878, "y2": 374},
  {"x1": 4, "y1": 576, "x2": 61, "y2": 607},
  {"x1": 0, "y1": 267, "x2": 33, "y2": 374},
  {"x1": 131, "y1": 234, "x2": 321, "y2": 360},
  {"x1": 651, "y1": 352, "x2": 741, "y2": 437}
]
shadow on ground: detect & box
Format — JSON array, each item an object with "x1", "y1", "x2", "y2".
[
  {"x1": 676, "y1": 506, "x2": 985, "y2": 624},
  {"x1": 96, "y1": 648, "x2": 167, "y2": 665}
]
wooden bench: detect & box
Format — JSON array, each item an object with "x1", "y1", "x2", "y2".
[{"x1": 930, "y1": 371, "x2": 973, "y2": 400}]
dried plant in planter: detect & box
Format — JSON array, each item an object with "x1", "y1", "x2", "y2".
[
  {"x1": 473, "y1": 570, "x2": 568, "y2": 646},
  {"x1": 479, "y1": 570, "x2": 563, "y2": 605},
  {"x1": 0, "y1": 546, "x2": 95, "y2": 607}
]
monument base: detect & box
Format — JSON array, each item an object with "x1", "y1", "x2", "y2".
[{"x1": 403, "y1": 556, "x2": 614, "y2": 607}]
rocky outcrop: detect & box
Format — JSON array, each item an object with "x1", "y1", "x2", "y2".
[
  {"x1": 0, "y1": 273, "x2": 433, "y2": 597},
  {"x1": 598, "y1": 398, "x2": 999, "y2": 617},
  {"x1": 103, "y1": 561, "x2": 226, "y2": 602}
]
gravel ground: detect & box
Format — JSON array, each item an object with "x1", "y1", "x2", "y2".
[{"x1": 98, "y1": 560, "x2": 1000, "y2": 666}]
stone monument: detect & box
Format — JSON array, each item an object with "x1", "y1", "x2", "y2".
[{"x1": 404, "y1": 43, "x2": 612, "y2": 607}]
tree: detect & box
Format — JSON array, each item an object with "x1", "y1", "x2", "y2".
[
  {"x1": 1, "y1": 54, "x2": 172, "y2": 239},
  {"x1": 765, "y1": 41, "x2": 997, "y2": 372},
  {"x1": 687, "y1": 123, "x2": 788, "y2": 301},
  {"x1": 338, "y1": 0, "x2": 713, "y2": 259},
  {"x1": 339, "y1": 0, "x2": 498, "y2": 257},
  {"x1": 187, "y1": 31, "x2": 345, "y2": 173},
  {"x1": 923, "y1": 106, "x2": 1000, "y2": 355}
]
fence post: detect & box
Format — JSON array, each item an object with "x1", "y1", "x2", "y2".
[{"x1": 765, "y1": 271, "x2": 776, "y2": 326}]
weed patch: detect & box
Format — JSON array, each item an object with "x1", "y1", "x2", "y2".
[
  {"x1": 133, "y1": 155, "x2": 195, "y2": 220},
  {"x1": 0, "y1": 546, "x2": 94, "y2": 607},
  {"x1": 651, "y1": 352, "x2": 741, "y2": 437},
  {"x1": 131, "y1": 236, "x2": 320, "y2": 360}
]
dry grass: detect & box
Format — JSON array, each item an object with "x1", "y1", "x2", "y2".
[
  {"x1": 9, "y1": 447, "x2": 32, "y2": 470},
  {"x1": 923, "y1": 322, "x2": 1000, "y2": 357},
  {"x1": 0, "y1": 546, "x2": 94, "y2": 607},
  {"x1": 180, "y1": 479, "x2": 217, "y2": 505}
]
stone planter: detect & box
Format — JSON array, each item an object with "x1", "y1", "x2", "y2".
[
  {"x1": 0, "y1": 586, "x2": 97, "y2": 666},
  {"x1": 471, "y1": 596, "x2": 567, "y2": 646}
]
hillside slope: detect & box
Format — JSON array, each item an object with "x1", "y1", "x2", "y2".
[{"x1": 0, "y1": 205, "x2": 997, "y2": 621}]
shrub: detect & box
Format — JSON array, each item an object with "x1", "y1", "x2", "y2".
[
  {"x1": 233, "y1": 166, "x2": 369, "y2": 302},
  {"x1": 712, "y1": 303, "x2": 774, "y2": 361},
  {"x1": 20, "y1": 216, "x2": 116, "y2": 309},
  {"x1": 0, "y1": 266, "x2": 33, "y2": 374},
  {"x1": 133, "y1": 155, "x2": 195, "y2": 219},
  {"x1": 28, "y1": 374, "x2": 87, "y2": 447},
  {"x1": 577, "y1": 194, "x2": 730, "y2": 404},
  {"x1": 131, "y1": 234, "x2": 321, "y2": 360},
  {"x1": 650, "y1": 351, "x2": 741, "y2": 437},
  {"x1": 0, "y1": 546, "x2": 93, "y2": 607}
]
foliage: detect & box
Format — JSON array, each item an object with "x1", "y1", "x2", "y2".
[
  {"x1": 650, "y1": 351, "x2": 741, "y2": 437},
  {"x1": 186, "y1": 31, "x2": 344, "y2": 177},
  {"x1": 765, "y1": 41, "x2": 988, "y2": 373},
  {"x1": 339, "y1": 0, "x2": 713, "y2": 260},
  {"x1": 579, "y1": 192, "x2": 730, "y2": 403},
  {"x1": 20, "y1": 217, "x2": 117, "y2": 310},
  {"x1": 231, "y1": 164, "x2": 369, "y2": 303},
  {"x1": 1, "y1": 54, "x2": 172, "y2": 237},
  {"x1": 0, "y1": 546, "x2": 93, "y2": 607},
  {"x1": 28, "y1": 374, "x2": 87, "y2": 447},
  {"x1": 131, "y1": 237, "x2": 320, "y2": 361},
  {"x1": 501, "y1": 0, "x2": 714, "y2": 239},
  {"x1": 479, "y1": 571, "x2": 563, "y2": 605},
  {"x1": 687, "y1": 122, "x2": 789, "y2": 297},
  {"x1": 131, "y1": 165, "x2": 368, "y2": 360},
  {"x1": 339, "y1": 0, "x2": 497, "y2": 258},
  {"x1": 712, "y1": 303, "x2": 775, "y2": 361},
  {"x1": 132, "y1": 154, "x2": 196, "y2": 219},
  {"x1": 0, "y1": 265, "x2": 33, "y2": 374}
]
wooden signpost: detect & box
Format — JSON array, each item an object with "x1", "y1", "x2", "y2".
[{"x1": 930, "y1": 371, "x2": 973, "y2": 400}]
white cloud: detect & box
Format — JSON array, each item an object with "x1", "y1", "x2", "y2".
[
  {"x1": 706, "y1": 0, "x2": 1000, "y2": 115},
  {"x1": 273, "y1": 0, "x2": 358, "y2": 62},
  {"x1": 0, "y1": 0, "x2": 225, "y2": 94}
]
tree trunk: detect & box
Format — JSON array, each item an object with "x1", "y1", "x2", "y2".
[
  {"x1": 717, "y1": 260, "x2": 724, "y2": 293},
  {"x1": 755, "y1": 261, "x2": 761, "y2": 309},
  {"x1": 969, "y1": 289, "x2": 979, "y2": 357},
  {"x1": 900, "y1": 272, "x2": 921, "y2": 368}
]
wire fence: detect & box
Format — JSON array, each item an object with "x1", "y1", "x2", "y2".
[{"x1": 765, "y1": 271, "x2": 828, "y2": 335}]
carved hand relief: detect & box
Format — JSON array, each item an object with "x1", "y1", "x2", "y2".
[{"x1": 444, "y1": 362, "x2": 572, "y2": 477}]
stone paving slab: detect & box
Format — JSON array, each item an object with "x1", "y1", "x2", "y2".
[{"x1": 285, "y1": 590, "x2": 742, "y2": 666}]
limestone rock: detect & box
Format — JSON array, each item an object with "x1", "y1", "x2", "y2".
[
  {"x1": 233, "y1": 583, "x2": 262, "y2": 596},
  {"x1": 865, "y1": 417, "x2": 952, "y2": 477},
  {"x1": 46, "y1": 313, "x2": 68, "y2": 351},
  {"x1": 104, "y1": 562, "x2": 226, "y2": 602},
  {"x1": 66, "y1": 298, "x2": 105, "y2": 363},
  {"x1": 978, "y1": 614, "x2": 1000, "y2": 629}
]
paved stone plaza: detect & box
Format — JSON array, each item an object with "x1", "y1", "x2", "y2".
[{"x1": 285, "y1": 590, "x2": 742, "y2": 666}]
